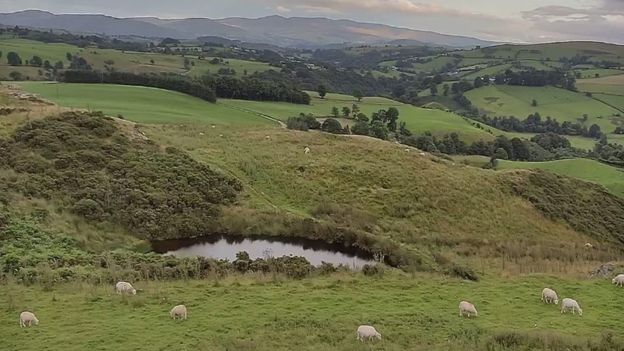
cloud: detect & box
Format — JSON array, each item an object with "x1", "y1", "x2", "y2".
[
  {"x1": 264, "y1": 0, "x2": 471, "y2": 17},
  {"x1": 522, "y1": 1, "x2": 624, "y2": 43}
]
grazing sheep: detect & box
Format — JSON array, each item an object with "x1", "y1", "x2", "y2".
[
  {"x1": 304, "y1": 146, "x2": 311, "y2": 154},
  {"x1": 459, "y1": 301, "x2": 478, "y2": 318},
  {"x1": 265, "y1": 135, "x2": 271, "y2": 140},
  {"x1": 541, "y1": 288, "x2": 559, "y2": 304},
  {"x1": 612, "y1": 274, "x2": 624, "y2": 287},
  {"x1": 19, "y1": 311, "x2": 39, "y2": 328},
  {"x1": 561, "y1": 298, "x2": 582, "y2": 316},
  {"x1": 115, "y1": 281, "x2": 136, "y2": 295},
  {"x1": 170, "y1": 305, "x2": 187, "y2": 320},
  {"x1": 584, "y1": 243, "x2": 593, "y2": 249},
  {"x1": 356, "y1": 325, "x2": 381, "y2": 342},
  {"x1": 419, "y1": 152, "x2": 426, "y2": 156}
]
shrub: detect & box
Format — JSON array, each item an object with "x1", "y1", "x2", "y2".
[{"x1": 321, "y1": 118, "x2": 343, "y2": 134}]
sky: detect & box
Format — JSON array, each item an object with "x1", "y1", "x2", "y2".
[{"x1": 0, "y1": 0, "x2": 623, "y2": 43}]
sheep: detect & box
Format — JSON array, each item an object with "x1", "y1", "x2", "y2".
[
  {"x1": 304, "y1": 146, "x2": 311, "y2": 154},
  {"x1": 584, "y1": 243, "x2": 593, "y2": 249},
  {"x1": 19, "y1": 311, "x2": 39, "y2": 328},
  {"x1": 115, "y1": 281, "x2": 136, "y2": 295},
  {"x1": 541, "y1": 288, "x2": 559, "y2": 304},
  {"x1": 356, "y1": 325, "x2": 381, "y2": 342},
  {"x1": 459, "y1": 301, "x2": 478, "y2": 318},
  {"x1": 265, "y1": 135, "x2": 271, "y2": 140},
  {"x1": 561, "y1": 298, "x2": 582, "y2": 316},
  {"x1": 170, "y1": 305, "x2": 187, "y2": 320},
  {"x1": 612, "y1": 274, "x2": 624, "y2": 287}
]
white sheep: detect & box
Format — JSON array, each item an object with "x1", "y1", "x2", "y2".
[
  {"x1": 561, "y1": 298, "x2": 582, "y2": 316},
  {"x1": 541, "y1": 288, "x2": 559, "y2": 304},
  {"x1": 19, "y1": 311, "x2": 39, "y2": 328},
  {"x1": 584, "y1": 243, "x2": 593, "y2": 249},
  {"x1": 459, "y1": 301, "x2": 478, "y2": 318},
  {"x1": 304, "y1": 146, "x2": 311, "y2": 154},
  {"x1": 115, "y1": 281, "x2": 137, "y2": 295},
  {"x1": 170, "y1": 305, "x2": 187, "y2": 320},
  {"x1": 612, "y1": 274, "x2": 624, "y2": 287},
  {"x1": 356, "y1": 325, "x2": 381, "y2": 342}
]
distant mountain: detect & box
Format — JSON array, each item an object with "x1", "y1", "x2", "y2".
[
  {"x1": 0, "y1": 10, "x2": 184, "y2": 38},
  {"x1": 0, "y1": 10, "x2": 495, "y2": 48}
]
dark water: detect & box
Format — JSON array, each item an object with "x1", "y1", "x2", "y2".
[{"x1": 151, "y1": 235, "x2": 376, "y2": 268}]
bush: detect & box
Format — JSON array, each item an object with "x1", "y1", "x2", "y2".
[
  {"x1": 321, "y1": 118, "x2": 343, "y2": 134},
  {"x1": 449, "y1": 263, "x2": 479, "y2": 281},
  {"x1": 362, "y1": 264, "x2": 384, "y2": 277}
]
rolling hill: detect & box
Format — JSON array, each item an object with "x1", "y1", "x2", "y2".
[
  {"x1": 465, "y1": 85, "x2": 622, "y2": 133},
  {"x1": 0, "y1": 10, "x2": 495, "y2": 48}
]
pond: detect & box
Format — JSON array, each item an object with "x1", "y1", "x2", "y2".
[{"x1": 151, "y1": 235, "x2": 376, "y2": 269}]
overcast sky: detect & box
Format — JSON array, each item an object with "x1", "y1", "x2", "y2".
[{"x1": 0, "y1": 0, "x2": 623, "y2": 43}]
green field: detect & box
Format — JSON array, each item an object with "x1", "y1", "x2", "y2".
[
  {"x1": 592, "y1": 94, "x2": 624, "y2": 115},
  {"x1": 225, "y1": 92, "x2": 495, "y2": 142},
  {"x1": 15, "y1": 82, "x2": 273, "y2": 126},
  {"x1": 461, "y1": 64, "x2": 511, "y2": 80},
  {"x1": 0, "y1": 38, "x2": 274, "y2": 80},
  {"x1": 460, "y1": 42, "x2": 624, "y2": 63},
  {"x1": 578, "y1": 75, "x2": 624, "y2": 97},
  {"x1": 465, "y1": 85, "x2": 622, "y2": 132},
  {"x1": 576, "y1": 69, "x2": 624, "y2": 79},
  {"x1": 2, "y1": 273, "x2": 624, "y2": 351},
  {"x1": 498, "y1": 158, "x2": 624, "y2": 197},
  {"x1": 16, "y1": 82, "x2": 495, "y2": 143}
]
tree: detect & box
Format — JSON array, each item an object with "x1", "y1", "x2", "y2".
[
  {"x1": 510, "y1": 138, "x2": 530, "y2": 161},
  {"x1": 430, "y1": 84, "x2": 438, "y2": 96},
  {"x1": 331, "y1": 106, "x2": 340, "y2": 118},
  {"x1": 43, "y1": 60, "x2": 52, "y2": 70},
  {"x1": 351, "y1": 104, "x2": 360, "y2": 117},
  {"x1": 318, "y1": 85, "x2": 327, "y2": 99},
  {"x1": 353, "y1": 89, "x2": 363, "y2": 102},
  {"x1": 342, "y1": 106, "x2": 351, "y2": 118},
  {"x1": 386, "y1": 107, "x2": 400, "y2": 132},
  {"x1": 531, "y1": 99, "x2": 538, "y2": 107},
  {"x1": 494, "y1": 148, "x2": 509, "y2": 160},
  {"x1": 370, "y1": 120, "x2": 389, "y2": 140},
  {"x1": 9, "y1": 71, "x2": 23, "y2": 81},
  {"x1": 588, "y1": 124, "x2": 602, "y2": 138},
  {"x1": 355, "y1": 113, "x2": 369, "y2": 122},
  {"x1": 66, "y1": 52, "x2": 73, "y2": 61},
  {"x1": 443, "y1": 84, "x2": 450, "y2": 97},
  {"x1": 351, "y1": 121, "x2": 370, "y2": 135},
  {"x1": 54, "y1": 61, "x2": 64, "y2": 70},
  {"x1": 321, "y1": 118, "x2": 343, "y2": 134},
  {"x1": 399, "y1": 121, "x2": 412, "y2": 137},
  {"x1": 30, "y1": 55, "x2": 43, "y2": 67},
  {"x1": 7, "y1": 51, "x2": 22, "y2": 66},
  {"x1": 474, "y1": 77, "x2": 484, "y2": 89}
]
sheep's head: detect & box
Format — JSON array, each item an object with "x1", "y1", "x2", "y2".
[
  {"x1": 375, "y1": 332, "x2": 382, "y2": 340},
  {"x1": 613, "y1": 278, "x2": 617, "y2": 284},
  {"x1": 34, "y1": 318, "x2": 39, "y2": 325},
  {"x1": 554, "y1": 298, "x2": 559, "y2": 305},
  {"x1": 578, "y1": 308, "x2": 583, "y2": 316},
  {"x1": 131, "y1": 289, "x2": 137, "y2": 295}
]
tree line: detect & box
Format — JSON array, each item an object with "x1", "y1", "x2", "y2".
[{"x1": 475, "y1": 113, "x2": 604, "y2": 139}]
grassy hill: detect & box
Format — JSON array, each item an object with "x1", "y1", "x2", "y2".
[
  {"x1": 3, "y1": 273, "x2": 624, "y2": 351},
  {"x1": 0, "y1": 38, "x2": 275, "y2": 80},
  {"x1": 498, "y1": 158, "x2": 624, "y2": 198},
  {"x1": 2, "y1": 83, "x2": 624, "y2": 350},
  {"x1": 14, "y1": 82, "x2": 274, "y2": 126},
  {"x1": 465, "y1": 85, "x2": 622, "y2": 133},
  {"x1": 16, "y1": 83, "x2": 496, "y2": 143},
  {"x1": 578, "y1": 75, "x2": 624, "y2": 97},
  {"x1": 459, "y1": 42, "x2": 624, "y2": 63}
]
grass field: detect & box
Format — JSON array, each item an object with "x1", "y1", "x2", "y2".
[
  {"x1": 576, "y1": 69, "x2": 624, "y2": 79},
  {"x1": 15, "y1": 83, "x2": 493, "y2": 142},
  {"x1": 498, "y1": 158, "x2": 624, "y2": 198},
  {"x1": 2, "y1": 273, "x2": 623, "y2": 351},
  {"x1": 578, "y1": 75, "x2": 624, "y2": 97},
  {"x1": 592, "y1": 94, "x2": 624, "y2": 115},
  {"x1": 465, "y1": 85, "x2": 622, "y2": 132},
  {"x1": 15, "y1": 82, "x2": 274, "y2": 126},
  {"x1": 225, "y1": 92, "x2": 496, "y2": 142},
  {"x1": 460, "y1": 42, "x2": 624, "y2": 63},
  {"x1": 0, "y1": 38, "x2": 274, "y2": 80}
]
